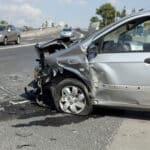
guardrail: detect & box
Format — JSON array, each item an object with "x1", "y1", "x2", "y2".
[{"x1": 21, "y1": 27, "x2": 61, "y2": 38}]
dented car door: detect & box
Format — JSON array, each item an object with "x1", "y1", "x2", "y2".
[
  {"x1": 90, "y1": 52, "x2": 150, "y2": 106},
  {"x1": 90, "y1": 17, "x2": 150, "y2": 106}
]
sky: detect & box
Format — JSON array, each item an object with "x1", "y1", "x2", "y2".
[{"x1": 0, "y1": 0, "x2": 150, "y2": 28}]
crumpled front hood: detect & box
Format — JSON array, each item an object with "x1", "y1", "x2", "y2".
[
  {"x1": 35, "y1": 36, "x2": 86, "y2": 67},
  {"x1": 45, "y1": 42, "x2": 84, "y2": 67},
  {"x1": 35, "y1": 37, "x2": 74, "y2": 56},
  {"x1": 35, "y1": 37, "x2": 92, "y2": 90}
]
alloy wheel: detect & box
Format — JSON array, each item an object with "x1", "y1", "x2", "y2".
[{"x1": 60, "y1": 86, "x2": 86, "y2": 114}]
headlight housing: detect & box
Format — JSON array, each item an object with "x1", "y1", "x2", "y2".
[
  {"x1": 34, "y1": 64, "x2": 40, "y2": 79},
  {"x1": 34, "y1": 70, "x2": 39, "y2": 79}
]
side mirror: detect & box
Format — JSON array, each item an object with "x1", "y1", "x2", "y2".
[
  {"x1": 88, "y1": 44, "x2": 98, "y2": 54},
  {"x1": 87, "y1": 44, "x2": 98, "y2": 60}
]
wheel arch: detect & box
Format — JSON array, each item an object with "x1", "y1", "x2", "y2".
[
  {"x1": 50, "y1": 72, "x2": 93, "y2": 115},
  {"x1": 4, "y1": 35, "x2": 8, "y2": 39},
  {"x1": 51, "y1": 69, "x2": 92, "y2": 93}
]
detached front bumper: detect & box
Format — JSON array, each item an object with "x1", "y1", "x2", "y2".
[
  {"x1": 24, "y1": 80, "x2": 38, "y2": 100},
  {"x1": 25, "y1": 62, "x2": 51, "y2": 96}
]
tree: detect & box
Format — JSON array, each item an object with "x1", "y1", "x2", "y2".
[
  {"x1": 120, "y1": 7, "x2": 127, "y2": 18},
  {"x1": 90, "y1": 16, "x2": 99, "y2": 24},
  {"x1": 42, "y1": 20, "x2": 49, "y2": 29},
  {"x1": 0, "y1": 20, "x2": 8, "y2": 25},
  {"x1": 23, "y1": 26, "x2": 33, "y2": 31},
  {"x1": 132, "y1": 8, "x2": 136, "y2": 14},
  {"x1": 96, "y1": 3, "x2": 116, "y2": 26},
  {"x1": 45, "y1": 20, "x2": 49, "y2": 28},
  {"x1": 90, "y1": 3, "x2": 127, "y2": 29},
  {"x1": 64, "y1": 24, "x2": 68, "y2": 28}
]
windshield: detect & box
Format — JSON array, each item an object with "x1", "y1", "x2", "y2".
[
  {"x1": 63, "y1": 28, "x2": 72, "y2": 32},
  {"x1": 0, "y1": 26, "x2": 6, "y2": 31},
  {"x1": 80, "y1": 12, "x2": 145, "y2": 50}
]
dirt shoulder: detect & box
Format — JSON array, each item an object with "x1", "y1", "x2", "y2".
[{"x1": 108, "y1": 117, "x2": 150, "y2": 150}]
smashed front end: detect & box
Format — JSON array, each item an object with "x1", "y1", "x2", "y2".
[{"x1": 25, "y1": 37, "x2": 93, "y2": 108}]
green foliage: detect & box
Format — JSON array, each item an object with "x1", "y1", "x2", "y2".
[
  {"x1": 64, "y1": 24, "x2": 68, "y2": 28},
  {"x1": 42, "y1": 20, "x2": 49, "y2": 29},
  {"x1": 90, "y1": 16, "x2": 99, "y2": 24},
  {"x1": 0, "y1": 20, "x2": 8, "y2": 25},
  {"x1": 96, "y1": 3, "x2": 116, "y2": 26},
  {"x1": 23, "y1": 26, "x2": 33, "y2": 31},
  {"x1": 90, "y1": 3, "x2": 127, "y2": 29},
  {"x1": 120, "y1": 7, "x2": 127, "y2": 18}
]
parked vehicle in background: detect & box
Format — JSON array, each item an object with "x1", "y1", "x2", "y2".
[
  {"x1": 60, "y1": 28, "x2": 74, "y2": 38},
  {"x1": 0, "y1": 25, "x2": 21, "y2": 45},
  {"x1": 26, "y1": 11, "x2": 150, "y2": 116}
]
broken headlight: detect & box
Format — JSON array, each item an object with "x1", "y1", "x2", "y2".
[{"x1": 34, "y1": 64, "x2": 41, "y2": 79}]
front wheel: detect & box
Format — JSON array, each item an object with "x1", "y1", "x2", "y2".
[{"x1": 51, "y1": 78, "x2": 92, "y2": 116}]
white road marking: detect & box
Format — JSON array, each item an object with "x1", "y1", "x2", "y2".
[
  {"x1": 24, "y1": 38, "x2": 35, "y2": 41},
  {"x1": 0, "y1": 107, "x2": 5, "y2": 112},
  {"x1": 9, "y1": 100, "x2": 30, "y2": 105},
  {"x1": 0, "y1": 43, "x2": 36, "y2": 50}
]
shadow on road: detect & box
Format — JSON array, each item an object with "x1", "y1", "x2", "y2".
[
  {"x1": 92, "y1": 107, "x2": 150, "y2": 121},
  {"x1": 1, "y1": 91, "x2": 150, "y2": 128},
  {"x1": 12, "y1": 106, "x2": 150, "y2": 128},
  {"x1": 13, "y1": 115, "x2": 89, "y2": 128},
  {"x1": 0, "y1": 42, "x2": 17, "y2": 47}
]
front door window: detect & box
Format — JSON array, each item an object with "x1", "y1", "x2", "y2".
[{"x1": 101, "y1": 18, "x2": 150, "y2": 53}]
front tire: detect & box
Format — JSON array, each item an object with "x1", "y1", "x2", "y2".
[{"x1": 51, "y1": 78, "x2": 92, "y2": 116}]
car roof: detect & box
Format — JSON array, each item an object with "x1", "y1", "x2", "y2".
[{"x1": 115, "y1": 10, "x2": 150, "y2": 24}]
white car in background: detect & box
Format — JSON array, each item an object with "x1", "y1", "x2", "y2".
[{"x1": 60, "y1": 28, "x2": 74, "y2": 38}]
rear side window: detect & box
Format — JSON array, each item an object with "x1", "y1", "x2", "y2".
[{"x1": 0, "y1": 26, "x2": 6, "y2": 31}]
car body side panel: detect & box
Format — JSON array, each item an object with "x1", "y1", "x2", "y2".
[
  {"x1": 36, "y1": 38, "x2": 150, "y2": 107},
  {"x1": 90, "y1": 52, "x2": 150, "y2": 106}
]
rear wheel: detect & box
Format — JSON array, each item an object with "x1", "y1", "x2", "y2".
[
  {"x1": 3, "y1": 37, "x2": 8, "y2": 46},
  {"x1": 51, "y1": 78, "x2": 92, "y2": 116}
]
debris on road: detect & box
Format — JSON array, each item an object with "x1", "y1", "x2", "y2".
[
  {"x1": 16, "y1": 132, "x2": 33, "y2": 138},
  {"x1": 72, "y1": 129, "x2": 78, "y2": 134},
  {"x1": 9, "y1": 74, "x2": 20, "y2": 81},
  {"x1": 49, "y1": 137, "x2": 57, "y2": 141},
  {"x1": 17, "y1": 144, "x2": 35, "y2": 149},
  {"x1": 9, "y1": 100, "x2": 30, "y2": 105}
]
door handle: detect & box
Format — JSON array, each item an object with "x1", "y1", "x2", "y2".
[{"x1": 144, "y1": 58, "x2": 150, "y2": 64}]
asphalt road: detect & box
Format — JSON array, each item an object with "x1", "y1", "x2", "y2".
[
  {"x1": 1, "y1": 36, "x2": 149, "y2": 150},
  {"x1": 0, "y1": 36, "x2": 123, "y2": 150}
]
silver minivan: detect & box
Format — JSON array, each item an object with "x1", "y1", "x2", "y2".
[{"x1": 0, "y1": 25, "x2": 20, "y2": 45}]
